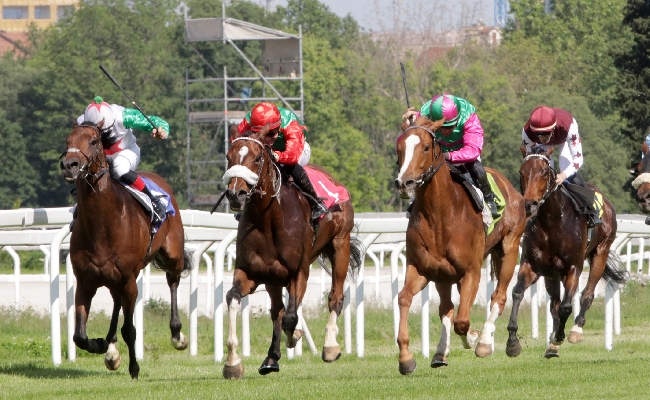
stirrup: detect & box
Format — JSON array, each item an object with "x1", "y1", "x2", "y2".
[
  {"x1": 588, "y1": 214, "x2": 602, "y2": 228},
  {"x1": 487, "y1": 200, "x2": 499, "y2": 218}
]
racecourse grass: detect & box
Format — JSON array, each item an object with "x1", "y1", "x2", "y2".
[{"x1": 1, "y1": 283, "x2": 650, "y2": 399}]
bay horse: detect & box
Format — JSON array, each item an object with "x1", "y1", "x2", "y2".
[
  {"x1": 631, "y1": 142, "x2": 650, "y2": 223},
  {"x1": 221, "y1": 125, "x2": 363, "y2": 380},
  {"x1": 60, "y1": 121, "x2": 192, "y2": 379},
  {"x1": 394, "y1": 116, "x2": 526, "y2": 375},
  {"x1": 506, "y1": 147, "x2": 627, "y2": 358}
]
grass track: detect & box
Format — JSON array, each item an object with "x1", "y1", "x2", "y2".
[{"x1": 1, "y1": 283, "x2": 649, "y2": 399}]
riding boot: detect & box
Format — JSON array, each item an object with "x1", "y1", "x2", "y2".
[
  {"x1": 287, "y1": 164, "x2": 327, "y2": 222},
  {"x1": 143, "y1": 186, "x2": 167, "y2": 224},
  {"x1": 569, "y1": 174, "x2": 602, "y2": 228},
  {"x1": 467, "y1": 160, "x2": 499, "y2": 218}
]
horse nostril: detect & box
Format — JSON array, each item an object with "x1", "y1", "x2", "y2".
[
  {"x1": 237, "y1": 189, "x2": 247, "y2": 198},
  {"x1": 405, "y1": 180, "x2": 415, "y2": 187},
  {"x1": 394, "y1": 179, "x2": 401, "y2": 189}
]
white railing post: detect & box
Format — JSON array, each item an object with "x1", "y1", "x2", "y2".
[
  {"x1": 190, "y1": 241, "x2": 213, "y2": 356},
  {"x1": 530, "y1": 282, "x2": 538, "y2": 339},
  {"x1": 613, "y1": 283, "x2": 621, "y2": 336},
  {"x1": 203, "y1": 252, "x2": 213, "y2": 314},
  {"x1": 344, "y1": 279, "x2": 351, "y2": 354},
  {"x1": 50, "y1": 225, "x2": 70, "y2": 367},
  {"x1": 135, "y1": 270, "x2": 144, "y2": 360},
  {"x1": 144, "y1": 263, "x2": 151, "y2": 302},
  {"x1": 214, "y1": 231, "x2": 237, "y2": 363},
  {"x1": 242, "y1": 295, "x2": 250, "y2": 357},
  {"x1": 66, "y1": 254, "x2": 75, "y2": 361},
  {"x1": 605, "y1": 282, "x2": 614, "y2": 351},
  {"x1": 4, "y1": 247, "x2": 20, "y2": 307},
  {"x1": 390, "y1": 242, "x2": 407, "y2": 343}
]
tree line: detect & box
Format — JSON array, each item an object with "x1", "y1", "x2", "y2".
[{"x1": 0, "y1": 0, "x2": 647, "y2": 213}]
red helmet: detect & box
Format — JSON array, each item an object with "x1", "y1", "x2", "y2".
[
  {"x1": 250, "y1": 102, "x2": 281, "y2": 132},
  {"x1": 528, "y1": 106, "x2": 557, "y2": 133}
]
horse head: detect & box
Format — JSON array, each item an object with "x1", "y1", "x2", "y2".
[
  {"x1": 60, "y1": 121, "x2": 107, "y2": 184},
  {"x1": 394, "y1": 116, "x2": 446, "y2": 199},
  {"x1": 519, "y1": 146, "x2": 556, "y2": 218},
  {"x1": 631, "y1": 143, "x2": 650, "y2": 213},
  {"x1": 223, "y1": 124, "x2": 278, "y2": 211}
]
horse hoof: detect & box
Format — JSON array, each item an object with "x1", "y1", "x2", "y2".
[
  {"x1": 568, "y1": 328, "x2": 583, "y2": 344},
  {"x1": 544, "y1": 344, "x2": 560, "y2": 359},
  {"x1": 171, "y1": 333, "x2": 188, "y2": 351},
  {"x1": 321, "y1": 346, "x2": 341, "y2": 363},
  {"x1": 475, "y1": 342, "x2": 493, "y2": 358},
  {"x1": 550, "y1": 332, "x2": 565, "y2": 346},
  {"x1": 398, "y1": 357, "x2": 417, "y2": 375},
  {"x1": 129, "y1": 363, "x2": 140, "y2": 380},
  {"x1": 258, "y1": 358, "x2": 280, "y2": 376},
  {"x1": 286, "y1": 329, "x2": 304, "y2": 349},
  {"x1": 430, "y1": 353, "x2": 448, "y2": 368},
  {"x1": 223, "y1": 362, "x2": 245, "y2": 380},
  {"x1": 505, "y1": 340, "x2": 521, "y2": 358},
  {"x1": 104, "y1": 343, "x2": 121, "y2": 370}
]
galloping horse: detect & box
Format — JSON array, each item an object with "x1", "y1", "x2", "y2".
[
  {"x1": 506, "y1": 147, "x2": 627, "y2": 358},
  {"x1": 60, "y1": 121, "x2": 191, "y2": 379},
  {"x1": 394, "y1": 116, "x2": 526, "y2": 374},
  {"x1": 631, "y1": 142, "x2": 650, "y2": 223},
  {"x1": 221, "y1": 125, "x2": 363, "y2": 379}
]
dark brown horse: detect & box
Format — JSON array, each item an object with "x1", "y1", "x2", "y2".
[
  {"x1": 394, "y1": 116, "x2": 526, "y2": 375},
  {"x1": 221, "y1": 125, "x2": 363, "y2": 380},
  {"x1": 60, "y1": 122, "x2": 191, "y2": 379},
  {"x1": 631, "y1": 142, "x2": 650, "y2": 223},
  {"x1": 506, "y1": 147, "x2": 627, "y2": 358}
]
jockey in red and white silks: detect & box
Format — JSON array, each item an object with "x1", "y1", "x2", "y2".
[{"x1": 522, "y1": 106, "x2": 583, "y2": 185}]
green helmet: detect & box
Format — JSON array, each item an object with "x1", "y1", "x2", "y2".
[{"x1": 429, "y1": 94, "x2": 461, "y2": 127}]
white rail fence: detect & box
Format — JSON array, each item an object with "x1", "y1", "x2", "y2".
[{"x1": 0, "y1": 208, "x2": 648, "y2": 366}]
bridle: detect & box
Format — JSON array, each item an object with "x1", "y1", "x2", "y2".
[
  {"x1": 402, "y1": 125, "x2": 446, "y2": 186},
  {"x1": 230, "y1": 137, "x2": 281, "y2": 202},
  {"x1": 522, "y1": 153, "x2": 558, "y2": 207},
  {"x1": 61, "y1": 124, "x2": 109, "y2": 191}
]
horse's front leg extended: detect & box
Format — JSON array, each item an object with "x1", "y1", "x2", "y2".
[
  {"x1": 283, "y1": 271, "x2": 307, "y2": 350},
  {"x1": 104, "y1": 291, "x2": 122, "y2": 370},
  {"x1": 322, "y1": 239, "x2": 350, "y2": 363},
  {"x1": 72, "y1": 283, "x2": 107, "y2": 354},
  {"x1": 432, "y1": 283, "x2": 454, "y2": 368},
  {"x1": 259, "y1": 284, "x2": 284, "y2": 376},
  {"x1": 506, "y1": 261, "x2": 538, "y2": 357},
  {"x1": 224, "y1": 270, "x2": 255, "y2": 380},
  {"x1": 397, "y1": 265, "x2": 428, "y2": 375},
  {"x1": 455, "y1": 268, "x2": 481, "y2": 350},
  {"x1": 166, "y1": 270, "x2": 188, "y2": 350},
  {"x1": 119, "y1": 278, "x2": 140, "y2": 379},
  {"x1": 570, "y1": 249, "x2": 609, "y2": 343},
  {"x1": 554, "y1": 266, "x2": 581, "y2": 345},
  {"x1": 544, "y1": 277, "x2": 562, "y2": 359}
]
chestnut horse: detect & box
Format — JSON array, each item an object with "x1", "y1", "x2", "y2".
[
  {"x1": 394, "y1": 116, "x2": 526, "y2": 375},
  {"x1": 631, "y1": 142, "x2": 650, "y2": 223},
  {"x1": 221, "y1": 126, "x2": 363, "y2": 379},
  {"x1": 506, "y1": 147, "x2": 627, "y2": 358},
  {"x1": 60, "y1": 122, "x2": 191, "y2": 379}
]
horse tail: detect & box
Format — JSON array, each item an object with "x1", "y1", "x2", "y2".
[
  {"x1": 602, "y1": 251, "x2": 629, "y2": 285},
  {"x1": 183, "y1": 249, "x2": 194, "y2": 274},
  {"x1": 150, "y1": 248, "x2": 194, "y2": 278},
  {"x1": 347, "y1": 234, "x2": 365, "y2": 280}
]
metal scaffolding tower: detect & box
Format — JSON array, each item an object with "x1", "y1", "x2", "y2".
[{"x1": 183, "y1": 4, "x2": 304, "y2": 209}]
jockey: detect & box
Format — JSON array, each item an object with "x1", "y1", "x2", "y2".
[
  {"x1": 402, "y1": 93, "x2": 499, "y2": 218},
  {"x1": 237, "y1": 102, "x2": 326, "y2": 221},
  {"x1": 77, "y1": 96, "x2": 170, "y2": 224},
  {"x1": 521, "y1": 105, "x2": 601, "y2": 226}
]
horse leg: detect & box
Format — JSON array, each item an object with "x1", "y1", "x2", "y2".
[
  {"x1": 283, "y1": 270, "x2": 307, "y2": 350},
  {"x1": 553, "y1": 267, "x2": 581, "y2": 346},
  {"x1": 397, "y1": 264, "x2": 428, "y2": 375},
  {"x1": 431, "y1": 283, "x2": 454, "y2": 368},
  {"x1": 544, "y1": 277, "x2": 562, "y2": 359},
  {"x1": 456, "y1": 268, "x2": 481, "y2": 350},
  {"x1": 223, "y1": 270, "x2": 255, "y2": 379},
  {"x1": 72, "y1": 283, "x2": 109, "y2": 354},
  {"x1": 506, "y1": 261, "x2": 538, "y2": 357},
  {"x1": 104, "y1": 291, "x2": 122, "y2": 370},
  {"x1": 166, "y1": 270, "x2": 188, "y2": 350},
  {"x1": 569, "y1": 249, "x2": 608, "y2": 343},
  {"x1": 120, "y1": 278, "x2": 140, "y2": 379},
  {"x1": 476, "y1": 242, "x2": 517, "y2": 358},
  {"x1": 259, "y1": 284, "x2": 284, "y2": 375},
  {"x1": 322, "y1": 237, "x2": 350, "y2": 362}
]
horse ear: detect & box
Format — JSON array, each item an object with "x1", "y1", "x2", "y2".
[
  {"x1": 643, "y1": 142, "x2": 649, "y2": 155},
  {"x1": 520, "y1": 142, "x2": 527, "y2": 158},
  {"x1": 429, "y1": 117, "x2": 446, "y2": 131},
  {"x1": 97, "y1": 119, "x2": 105, "y2": 129},
  {"x1": 73, "y1": 121, "x2": 79, "y2": 128},
  {"x1": 256, "y1": 123, "x2": 271, "y2": 140},
  {"x1": 229, "y1": 124, "x2": 239, "y2": 142},
  {"x1": 400, "y1": 120, "x2": 410, "y2": 131},
  {"x1": 546, "y1": 147, "x2": 554, "y2": 157}
]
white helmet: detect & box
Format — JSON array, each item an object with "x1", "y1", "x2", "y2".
[{"x1": 83, "y1": 96, "x2": 115, "y2": 130}]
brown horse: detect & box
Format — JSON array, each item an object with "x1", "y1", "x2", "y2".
[
  {"x1": 631, "y1": 142, "x2": 650, "y2": 223},
  {"x1": 393, "y1": 116, "x2": 526, "y2": 375},
  {"x1": 506, "y1": 147, "x2": 627, "y2": 358},
  {"x1": 60, "y1": 122, "x2": 191, "y2": 379},
  {"x1": 221, "y1": 125, "x2": 363, "y2": 379}
]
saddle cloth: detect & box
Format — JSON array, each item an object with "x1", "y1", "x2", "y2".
[
  {"x1": 304, "y1": 166, "x2": 350, "y2": 210},
  {"x1": 560, "y1": 183, "x2": 604, "y2": 218},
  {"x1": 118, "y1": 176, "x2": 176, "y2": 233}
]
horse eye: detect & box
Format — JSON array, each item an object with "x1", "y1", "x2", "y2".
[
  {"x1": 255, "y1": 155, "x2": 262, "y2": 163},
  {"x1": 424, "y1": 145, "x2": 431, "y2": 152},
  {"x1": 90, "y1": 139, "x2": 98, "y2": 146}
]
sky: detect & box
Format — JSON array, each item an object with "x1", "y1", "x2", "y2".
[{"x1": 266, "y1": 0, "x2": 495, "y2": 31}]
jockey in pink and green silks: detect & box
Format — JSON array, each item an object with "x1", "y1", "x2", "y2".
[{"x1": 401, "y1": 93, "x2": 499, "y2": 218}]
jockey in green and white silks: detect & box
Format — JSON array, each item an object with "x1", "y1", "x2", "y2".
[{"x1": 76, "y1": 96, "x2": 170, "y2": 223}]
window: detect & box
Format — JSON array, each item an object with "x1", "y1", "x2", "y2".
[
  {"x1": 2, "y1": 6, "x2": 28, "y2": 19},
  {"x1": 34, "y1": 6, "x2": 50, "y2": 19},
  {"x1": 56, "y1": 5, "x2": 73, "y2": 21}
]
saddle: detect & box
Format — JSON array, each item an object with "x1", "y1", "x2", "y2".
[
  {"x1": 560, "y1": 183, "x2": 600, "y2": 216},
  {"x1": 447, "y1": 163, "x2": 485, "y2": 213}
]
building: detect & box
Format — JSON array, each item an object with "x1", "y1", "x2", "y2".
[{"x1": 1, "y1": 0, "x2": 75, "y2": 32}]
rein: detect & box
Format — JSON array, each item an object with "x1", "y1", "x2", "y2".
[
  {"x1": 522, "y1": 154, "x2": 558, "y2": 207},
  {"x1": 230, "y1": 137, "x2": 281, "y2": 202},
  {"x1": 62, "y1": 125, "x2": 110, "y2": 192},
  {"x1": 402, "y1": 125, "x2": 446, "y2": 186}
]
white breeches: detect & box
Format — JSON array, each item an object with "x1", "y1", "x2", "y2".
[
  {"x1": 107, "y1": 144, "x2": 141, "y2": 180},
  {"x1": 298, "y1": 142, "x2": 311, "y2": 166}
]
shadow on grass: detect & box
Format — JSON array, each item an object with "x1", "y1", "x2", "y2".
[{"x1": 0, "y1": 362, "x2": 102, "y2": 379}]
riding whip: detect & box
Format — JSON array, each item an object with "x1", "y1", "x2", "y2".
[
  {"x1": 210, "y1": 191, "x2": 228, "y2": 214},
  {"x1": 98, "y1": 64, "x2": 158, "y2": 130},
  {"x1": 399, "y1": 62, "x2": 414, "y2": 124}
]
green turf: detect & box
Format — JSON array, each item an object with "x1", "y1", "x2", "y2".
[{"x1": 1, "y1": 282, "x2": 649, "y2": 399}]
